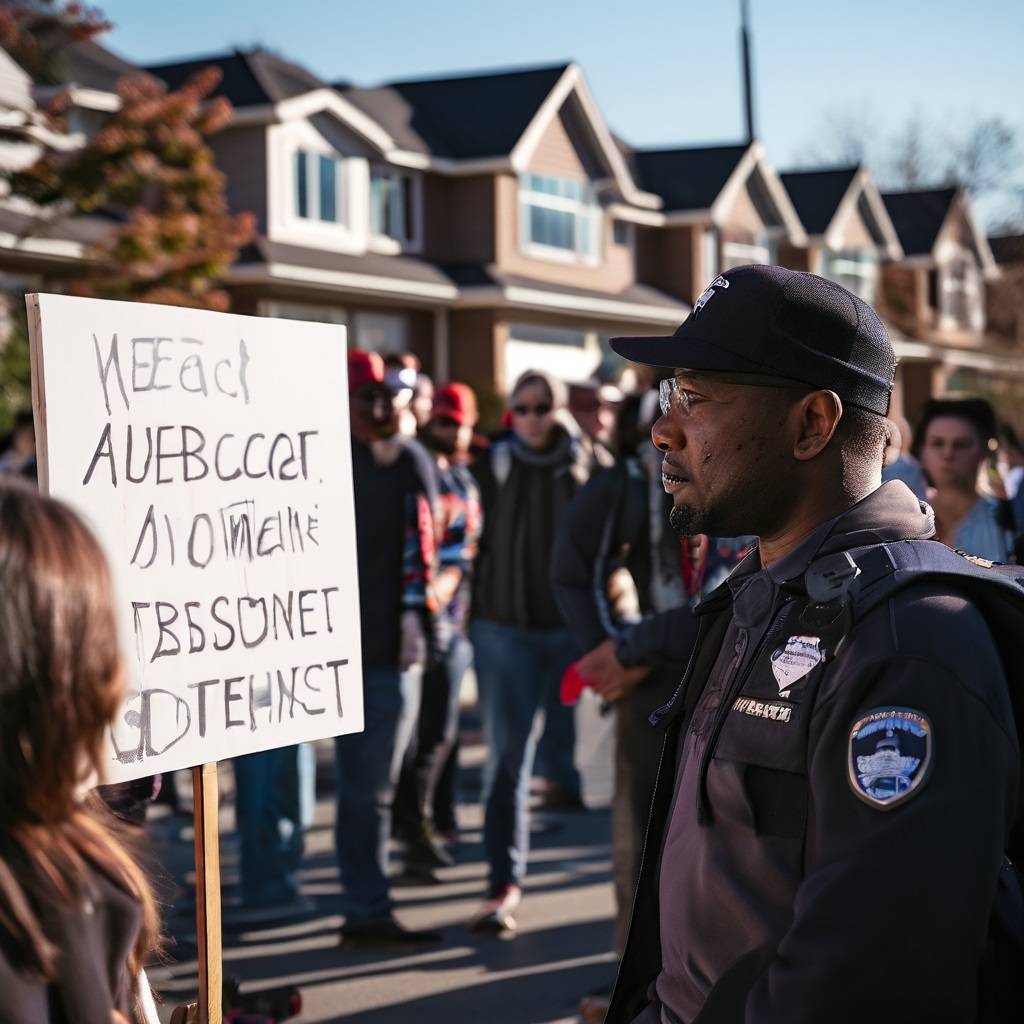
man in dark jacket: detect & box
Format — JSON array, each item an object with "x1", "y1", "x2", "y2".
[
  {"x1": 605, "y1": 264, "x2": 1021, "y2": 1023},
  {"x1": 334, "y1": 350, "x2": 442, "y2": 950}
]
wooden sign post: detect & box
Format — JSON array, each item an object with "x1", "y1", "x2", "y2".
[
  {"x1": 28, "y1": 294, "x2": 365, "y2": 1020},
  {"x1": 192, "y1": 763, "x2": 222, "y2": 1024}
]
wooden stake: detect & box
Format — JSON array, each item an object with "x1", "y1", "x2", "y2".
[{"x1": 192, "y1": 763, "x2": 222, "y2": 1024}]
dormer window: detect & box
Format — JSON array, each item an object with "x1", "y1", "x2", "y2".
[
  {"x1": 519, "y1": 174, "x2": 601, "y2": 264},
  {"x1": 370, "y1": 168, "x2": 419, "y2": 247},
  {"x1": 293, "y1": 149, "x2": 345, "y2": 224},
  {"x1": 940, "y1": 253, "x2": 984, "y2": 332},
  {"x1": 820, "y1": 249, "x2": 878, "y2": 304}
]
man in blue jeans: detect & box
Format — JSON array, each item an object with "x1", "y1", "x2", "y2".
[
  {"x1": 468, "y1": 369, "x2": 595, "y2": 934},
  {"x1": 335, "y1": 350, "x2": 442, "y2": 950}
]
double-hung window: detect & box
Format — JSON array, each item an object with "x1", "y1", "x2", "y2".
[
  {"x1": 821, "y1": 248, "x2": 879, "y2": 304},
  {"x1": 294, "y1": 150, "x2": 344, "y2": 224},
  {"x1": 370, "y1": 168, "x2": 417, "y2": 245},
  {"x1": 520, "y1": 174, "x2": 601, "y2": 263},
  {"x1": 941, "y1": 254, "x2": 983, "y2": 331}
]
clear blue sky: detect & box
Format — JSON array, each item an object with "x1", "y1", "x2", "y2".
[{"x1": 99, "y1": 0, "x2": 1024, "y2": 226}]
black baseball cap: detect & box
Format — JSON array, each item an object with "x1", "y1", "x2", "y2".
[{"x1": 611, "y1": 264, "x2": 896, "y2": 416}]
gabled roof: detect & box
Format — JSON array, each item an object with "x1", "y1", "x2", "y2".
[
  {"x1": 631, "y1": 144, "x2": 748, "y2": 213},
  {"x1": 146, "y1": 49, "x2": 324, "y2": 106},
  {"x1": 18, "y1": 37, "x2": 148, "y2": 92},
  {"x1": 881, "y1": 187, "x2": 958, "y2": 258},
  {"x1": 340, "y1": 63, "x2": 569, "y2": 160},
  {"x1": 780, "y1": 165, "x2": 902, "y2": 258},
  {"x1": 779, "y1": 167, "x2": 860, "y2": 236},
  {"x1": 883, "y1": 187, "x2": 998, "y2": 279},
  {"x1": 989, "y1": 234, "x2": 1024, "y2": 266},
  {"x1": 629, "y1": 141, "x2": 805, "y2": 241}
]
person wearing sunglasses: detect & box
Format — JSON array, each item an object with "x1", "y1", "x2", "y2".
[
  {"x1": 468, "y1": 368, "x2": 597, "y2": 934},
  {"x1": 394, "y1": 382, "x2": 483, "y2": 880}
]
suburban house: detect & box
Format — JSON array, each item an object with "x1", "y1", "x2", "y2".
[
  {"x1": 0, "y1": 35, "x2": 1021, "y2": 424},
  {"x1": 777, "y1": 165, "x2": 902, "y2": 304},
  {"x1": 339, "y1": 61, "x2": 687, "y2": 402},
  {"x1": 880, "y1": 187, "x2": 1010, "y2": 419},
  {"x1": 987, "y1": 233, "x2": 1024, "y2": 349},
  {"x1": 626, "y1": 141, "x2": 806, "y2": 306}
]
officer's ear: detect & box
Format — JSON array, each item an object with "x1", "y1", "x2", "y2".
[{"x1": 792, "y1": 390, "x2": 842, "y2": 462}]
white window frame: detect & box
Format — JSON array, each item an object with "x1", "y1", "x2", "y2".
[
  {"x1": 293, "y1": 147, "x2": 346, "y2": 226},
  {"x1": 702, "y1": 227, "x2": 720, "y2": 282},
  {"x1": 258, "y1": 299, "x2": 348, "y2": 325},
  {"x1": 821, "y1": 248, "x2": 879, "y2": 304},
  {"x1": 940, "y1": 250, "x2": 984, "y2": 332},
  {"x1": 722, "y1": 240, "x2": 770, "y2": 270},
  {"x1": 353, "y1": 311, "x2": 409, "y2": 356},
  {"x1": 369, "y1": 167, "x2": 423, "y2": 254},
  {"x1": 268, "y1": 120, "x2": 367, "y2": 255},
  {"x1": 519, "y1": 174, "x2": 603, "y2": 266}
]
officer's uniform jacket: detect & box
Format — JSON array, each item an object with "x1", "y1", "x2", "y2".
[{"x1": 608, "y1": 481, "x2": 1020, "y2": 1024}]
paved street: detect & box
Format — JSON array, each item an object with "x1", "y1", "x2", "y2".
[{"x1": 148, "y1": 694, "x2": 619, "y2": 1024}]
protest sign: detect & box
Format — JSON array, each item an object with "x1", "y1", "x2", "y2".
[{"x1": 28, "y1": 293, "x2": 363, "y2": 783}]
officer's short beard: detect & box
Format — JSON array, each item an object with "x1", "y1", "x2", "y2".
[{"x1": 669, "y1": 503, "x2": 706, "y2": 538}]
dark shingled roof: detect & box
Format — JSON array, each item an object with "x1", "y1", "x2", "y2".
[
  {"x1": 631, "y1": 144, "x2": 748, "y2": 212},
  {"x1": 19, "y1": 38, "x2": 154, "y2": 91},
  {"x1": 779, "y1": 167, "x2": 859, "y2": 236},
  {"x1": 881, "y1": 188, "x2": 958, "y2": 258},
  {"x1": 340, "y1": 63, "x2": 569, "y2": 159},
  {"x1": 147, "y1": 50, "x2": 324, "y2": 106},
  {"x1": 444, "y1": 263, "x2": 687, "y2": 313},
  {"x1": 989, "y1": 234, "x2": 1024, "y2": 265}
]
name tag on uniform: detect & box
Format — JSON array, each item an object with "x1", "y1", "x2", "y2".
[{"x1": 771, "y1": 635, "x2": 823, "y2": 696}]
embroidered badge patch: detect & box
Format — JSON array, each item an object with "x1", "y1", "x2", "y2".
[
  {"x1": 771, "y1": 635, "x2": 823, "y2": 696},
  {"x1": 848, "y1": 708, "x2": 932, "y2": 810}
]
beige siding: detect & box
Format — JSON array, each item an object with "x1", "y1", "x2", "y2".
[
  {"x1": 720, "y1": 179, "x2": 768, "y2": 240},
  {"x1": 528, "y1": 108, "x2": 591, "y2": 179},
  {"x1": 212, "y1": 126, "x2": 269, "y2": 233},
  {"x1": 836, "y1": 204, "x2": 875, "y2": 249},
  {"x1": 637, "y1": 224, "x2": 704, "y2": 305},
  {"x1": 422, "y1": 173, "x2": 496, "y2": 265},
  {"x1": 495, "y1": 174, "x2": 635, "y2": 291}
]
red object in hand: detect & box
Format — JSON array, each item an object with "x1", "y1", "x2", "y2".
[{"x1": 560, "y1": 661, "x2": 592, "y2": 706}]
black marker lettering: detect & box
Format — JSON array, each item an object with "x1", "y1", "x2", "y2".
[
  {"x1": 93, "y1": 333, "x2": 129, "y2": 415},
  {"x1": 125, "y1": 425, "x2": 153, "y2": 483},
  {"x1": 188, "y1": 678, "x2": 219, "y2": 738},
  {"x1": 130, "y1": 505, "x2": 158, "y2": 569},
  {"x1": 211, "y1": 596, "x2": 235, "y2": 651},
  {"x1": 224, "y1": 676, "x2": 245, "y2": 728},
  {"x1": 184, "y1": 601, "x2": 206, "y2": 653},
  {"x1": 83, "y1": 422, "x2": 116, "y2": 486},
  {"x1": 152, "y1": 601, "x2": 181, "y2": 660}
]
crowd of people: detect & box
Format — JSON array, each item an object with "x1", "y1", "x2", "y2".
[{"x1": 3, "y1": 286, "x2": 1024, "y2": 1019}]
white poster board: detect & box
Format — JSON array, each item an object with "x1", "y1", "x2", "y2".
[{"x1": 28, "y1": 293, "x2": 363, "y2": 783}]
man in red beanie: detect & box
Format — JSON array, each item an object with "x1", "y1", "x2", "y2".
[
  {"x1": 393, "y1": 382, "x2": 483, "y2": 880},
  {"x1": 334, "y1": 349, "x2": 442, "y2": 949}
]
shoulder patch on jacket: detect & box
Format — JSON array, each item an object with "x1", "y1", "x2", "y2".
[{"x1": 848, "y1": 708, "x2": 933, "y2": 809}]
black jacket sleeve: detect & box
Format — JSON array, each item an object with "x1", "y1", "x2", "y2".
[
  {"x1": 614, "y1": 607, "x2": 698, "y2": 668},
  {"x1": 550, "y1": 465, "x2": 628, "y2": 653}
]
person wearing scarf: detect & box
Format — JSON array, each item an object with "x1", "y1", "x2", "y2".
[{"x1": 468, "y1": 369, "x2": 595, "y2": 934}]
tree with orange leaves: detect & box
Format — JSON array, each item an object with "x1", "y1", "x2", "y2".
[{"x1": 2, "y1": 4, "x2": 254, "y2": 311}]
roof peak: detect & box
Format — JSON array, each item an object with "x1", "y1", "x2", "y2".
[
  {"x1": 383, "y1": 60, "x2": 572, "y2": 89},
  {"x1": 634, "y1": 142, "x2": 750, "y2": 157}
]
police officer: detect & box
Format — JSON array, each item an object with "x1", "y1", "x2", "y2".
[{"x1": 604, "y1": 265, "x2": 1022, "y2": 1023}]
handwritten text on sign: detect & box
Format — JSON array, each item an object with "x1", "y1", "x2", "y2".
[{"x1": 32, "y1": 294, "x2": 362, "y2": 783}]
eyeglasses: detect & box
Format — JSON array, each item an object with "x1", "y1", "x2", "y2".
[
  {"x1": 659, "y1": 372, "x2": 810, "y2": 417},
  {"x1": 512, "y1": 403, "x2": 553, "y2": 417}
]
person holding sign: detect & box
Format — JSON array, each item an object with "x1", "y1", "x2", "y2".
[
  {"x1": 0, "y1": 479, "x2": 161, "y2": 1023},
  {"x1": 335, "y1": 350, "x2": 443, "y2": 950}
]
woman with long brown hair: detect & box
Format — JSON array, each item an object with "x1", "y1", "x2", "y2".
[{"x1": 0, "y1": 479, "x2": 161, "y2": 1023}]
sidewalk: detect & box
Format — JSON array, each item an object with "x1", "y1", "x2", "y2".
[{"x1": 147, "y1": 696, "x2": 617, "y2": 1024}]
